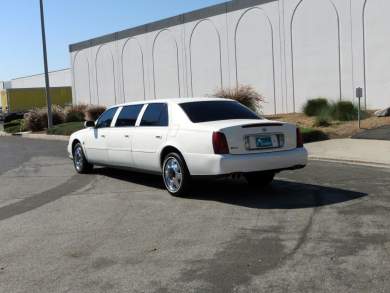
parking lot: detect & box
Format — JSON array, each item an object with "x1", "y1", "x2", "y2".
[{"x1": 0, "y1": 136, "x2": 389, "y2": 293}]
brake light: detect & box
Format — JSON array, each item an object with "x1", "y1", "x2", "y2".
[
  {"x1": 212, "y1": 132, "x2": 229, "y2": 154},
  {"x1": 296, "y1": 128, "x2": 304, "y2": 148}
]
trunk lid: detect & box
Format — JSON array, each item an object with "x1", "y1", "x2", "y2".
[{"x1": 211, "y1": 119, "x2": 297, "y2": 154}]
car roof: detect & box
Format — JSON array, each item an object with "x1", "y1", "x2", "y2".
[{"x1": 107, "y1": 97, "x2": 233, "y2": 109}]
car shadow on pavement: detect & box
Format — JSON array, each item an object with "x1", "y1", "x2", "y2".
[
  {"x1": 185, "y1": 179, "x2": 367, "y2": 209},
  {"x1": 93, "y1": 167, "x2": 367, "y2": 210},
  {"x1": 92, "y1": 167, "x2": 165, "y2": 189}
]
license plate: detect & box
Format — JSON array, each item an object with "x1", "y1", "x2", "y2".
[{"x1": 256, "y1": 135, "x2": 273, "y2": 148}]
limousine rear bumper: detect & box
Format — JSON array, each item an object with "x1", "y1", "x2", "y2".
[{"x1": 184, "y1": 147, "x2": 308, "y2": 176}]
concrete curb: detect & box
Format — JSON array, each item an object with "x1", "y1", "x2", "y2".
[
  {"x1": 309, "y1": 156, "x2": 390, "y2": 169},
  {"x1": 305, "y1": 138, "x2": 390, "y2": 169},
  {"x1": 0, "y1": 131, "x2": 12, "y2": 137},
  {"x1": 0, "y1": 131, "x2": 69, "y2": 141}
]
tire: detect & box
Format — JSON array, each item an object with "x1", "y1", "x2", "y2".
[
  {"x1": 73, "y1": 142, "x2": 93, "y2": 174},
  {"x1": 162, "y1": 152, "x2": 191, "y2": 196},
  {"x1": 245, "y1": 171, "x2": 275, "y2": 188}
]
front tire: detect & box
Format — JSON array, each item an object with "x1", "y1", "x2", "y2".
[
  {"x1": 245, "y1": 171, "x2": 275, "y2": 188},
  {"x1": 73, "y1": 143, "x2": 93, "y2": 174},
  {"x1": 162, "y1": 152, "x2": 190, "y2": 196}
]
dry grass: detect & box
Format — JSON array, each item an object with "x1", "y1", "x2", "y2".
[
  {"x1": 267, "y1": 111, "x2": 390, "y2": 139},
  {"x1": 214, "y1": 85, "x2": 265, "y2": 113}
]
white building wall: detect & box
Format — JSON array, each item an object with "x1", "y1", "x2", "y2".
[
  {"x1": 10, "y1": 69, "x2": 71, "y2": 89},
  {"x1": 70, "y1": 0, "x2": 390, "y2": 114}
]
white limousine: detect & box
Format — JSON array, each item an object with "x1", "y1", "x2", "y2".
[{"x1": 68, "y1": 98, "x2": 307, "y2": 195}]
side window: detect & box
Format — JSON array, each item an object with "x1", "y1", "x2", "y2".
[
  {"x1": 115, "y1": 104, "x2": 143, "y2": 127},
  {"x1": 95, "y1": 107, "x2": 117, "y2": 128},
  {"x1": 140, "y1": 103, "x2": 168, "y2": 127}
]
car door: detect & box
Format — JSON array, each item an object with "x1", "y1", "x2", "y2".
[
  {"x1": 132, "y1": 103, "x2": 169, "y2": 172},
  {"x1": 83, "y1": 107, "x2": 118, "y2": 164},
  {"x1": 107, "y1": 104, "x2": 144, "y2": 167}
]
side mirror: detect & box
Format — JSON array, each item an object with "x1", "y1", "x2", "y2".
[{"x1": 84, "y1": 120, "x2": 95, "y2": 128}]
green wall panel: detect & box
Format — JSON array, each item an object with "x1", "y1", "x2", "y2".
[
  {"x1": 7, "y1": 87, "x2": 72, "y2": 112},
  {"x1": 0, "y1": 90, "x2": 8, "y2": 111}
]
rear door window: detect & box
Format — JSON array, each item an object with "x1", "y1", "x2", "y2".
[
  {"x1": 140, "y1": 103, "x2": 168, "y2": 127},
  {"x1": 95, "y1": 107, "x2": 118, "y2": 128},
  {"x1": 115, "y1": 104, "x2": 143, "y2": 127}
]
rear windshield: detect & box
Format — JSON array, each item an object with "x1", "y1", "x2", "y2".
[{"x1": 179, "y1": 100, "x2": 260, "y2": 123}]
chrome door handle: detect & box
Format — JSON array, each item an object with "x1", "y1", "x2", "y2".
[
  {"x1": 124, "y1": 135, "x2": 130, "y2": 138},
  {"x1": 155, "y1": 136, "x2": 162, "y2": 139}
]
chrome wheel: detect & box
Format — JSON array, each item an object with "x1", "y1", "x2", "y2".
[
  {"x1": 72, "y1": 142, "x2": 93, "y2": 174},
  {"x1": 74, "y1": 145, "x2": 83, "y2": 171},
  {"x1": 163, "y1": 157, "x2": 183, "y2": 193}
]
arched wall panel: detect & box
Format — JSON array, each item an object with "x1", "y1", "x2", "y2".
[
  {"x1": 73, "y1": 50, "x2": 91, "y2": 105},
  {"x1": 153, "y1": 30, "x2": 181, "y2": 99},
  {"x1": 122, "y1": 38, "x2": 145, "y2": 102},
  {"x1": 363, "y1": 0, "x2": 390, "y2": 109},
  {"x1": 190, "y1": 20, "x2": 223, "y2": 96},
  {"x1": 291, "y1": 0, "x2": 341, "y2": 112},
  {"x1": 70, "y1": 0, "x2": 390, "y2": 113},
  {"x1": 95, "y1": 45, "x2": 116, "y2": 106},
  {"x1": 235, "y1": 8, "x2": 276, "y2": 114}
]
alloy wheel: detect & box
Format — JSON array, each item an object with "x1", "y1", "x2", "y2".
[{"x1": 163, "y1": 157, "x2": 183, "y2": 193}]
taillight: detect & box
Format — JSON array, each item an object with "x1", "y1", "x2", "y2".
[
  {"x1": 212, "y1": 132, "x2": 229, "y2": 154},
  {"x1": 296, "y1": 128, "x2": 304, "y2": 148}
]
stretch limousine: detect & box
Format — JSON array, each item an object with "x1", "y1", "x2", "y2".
[{"x1": 68, "y1": 98, "x2": 308, "y2": 195}]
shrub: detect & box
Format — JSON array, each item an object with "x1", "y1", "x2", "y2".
[
  {"x1": 38, "y1": 105, "x2": 66, "y2": 126},
  {"x1": 330, "y1": 101, "x2": 358, "y2": 121},
  {"x1": 64, "y1": 104, "x2": 87, "y2": 122},
  {"x1": 20, "y1": 119, "x2": 27, "y2": 132},
  {"x1": 303, "y1": 98, "x2": 330, "y2": 117},
  {"x1": 65, "y1": 111, "x2": 85, "y2": 122},
  {"x1": 4, "y1": 112, "x2": 25, "y2": 124},
  {"x1": 24, "y1": 109, "x2": 45, "y2": 132},
  {"x1": 4, "y1": 119, "x2": 27, "y2": 133},
  {"x1": 313, "y1": 108, "x2": 332, "y2": 127},
  {"x1": 24, "y1": 105, "x2": 65, "y2": 132},
  {"x1": 47, "y1": 122, "x2": 84, "y2": 136},
  {"x1": 300, "y1": 127, "x2": 329, "y2": 143},
  {"x1": 214, "y1": 85, "x2": 265, "y2": 113},
  {"x1": 85, "y1": 105, "x2": 106, "y2": 121}
]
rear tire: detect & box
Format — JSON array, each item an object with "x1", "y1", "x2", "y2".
[
  {"x1": 162, "y1": 152, "x2": 191, "y2": 196},
  {"x1": 73, "y1": 143, "x2": 93, "y2": 174},
  {"x1": 245, "y1": 171, "x2": 275, "y2": 188}
]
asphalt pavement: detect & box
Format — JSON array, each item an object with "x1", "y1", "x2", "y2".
[
  {"x1": 0, "y1": 136, "x2": 389, "y2": 293},
  {"x1": 352, "y1": 125, "x2": 390, "y2": 140}
]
